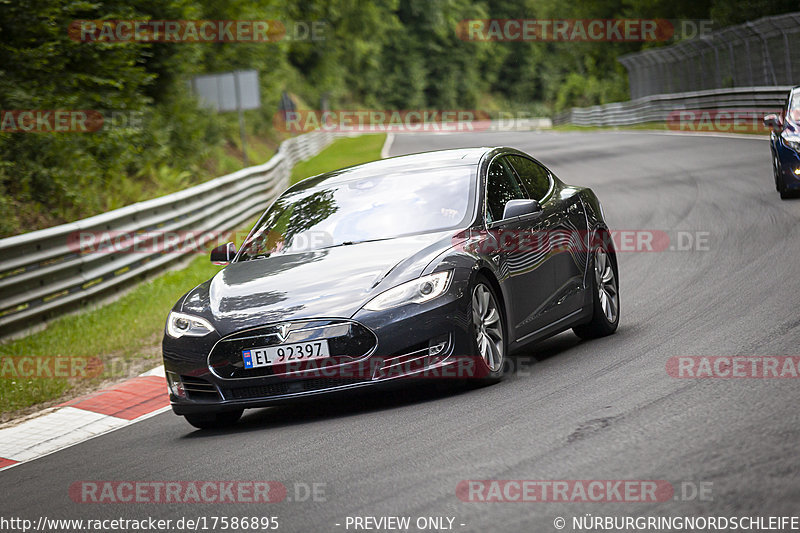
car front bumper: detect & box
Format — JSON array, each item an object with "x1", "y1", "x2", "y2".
[{"x1": 162, "y1": 275, "x2": 483, "y2": 415}]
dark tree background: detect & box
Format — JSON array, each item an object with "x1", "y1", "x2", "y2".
[{"x1": 0, "y1": 0, "x2": 796, "y2": 236}]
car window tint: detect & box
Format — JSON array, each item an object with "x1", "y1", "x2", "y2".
[
  {"x1": 237, "y1": 165, "x2": 476, "y2": 260},
  {"x1": 486, "y1": 158, "x2": 527, "y2": 223},
  {"x1": 506, "y1": 155, "x2": 551, "y2": 201}
]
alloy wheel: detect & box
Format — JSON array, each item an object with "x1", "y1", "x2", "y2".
[
  {"x1": 594, "y1": 249, "x2": 619, "y2": 323},
  {"x1": 472, "y1": 284, "x2": 504, "y2": 372}
]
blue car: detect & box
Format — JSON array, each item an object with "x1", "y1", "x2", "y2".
[{"x1": 764, "y1": 86, "x2": 800, "y2": 199}]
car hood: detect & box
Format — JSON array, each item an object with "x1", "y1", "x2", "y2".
[{"x1": 180, "y1": 230, "x2": 462, "y2": 336}]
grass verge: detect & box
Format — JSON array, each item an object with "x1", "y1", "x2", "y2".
[
  {"x1": 291, "y1": 134, "x2": 387, "y2": 184},
  {"x1": 0, "y1": 133, "x2": 386, "y2": 421}
]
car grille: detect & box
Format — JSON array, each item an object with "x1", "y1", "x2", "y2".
[
  {"x1": 208, "y1": 319, "x2": 377, "y2": 379},
  {"x1": 180, "y1": 375, "x2": 221, "y2": 402},
  {"x1": 373, "y1": 336, "x2": 451, "y2": 380}
]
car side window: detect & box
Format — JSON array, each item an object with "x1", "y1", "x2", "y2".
[
  {"x1": 506, "y1": 155, "x2": 552, "y2": 201},
  {"x1": 486, "y1": 157, "x2": 527, "y2": 224}
]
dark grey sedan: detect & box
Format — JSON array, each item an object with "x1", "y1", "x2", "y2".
[{"x1": 162, "y1": 147, "x2": 619, "y2": 428}]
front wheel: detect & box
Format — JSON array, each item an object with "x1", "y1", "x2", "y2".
[
  {"x1": 470, "y1": 278, "x2": 506, "y2": 382},
  {"x1": 573, "y1": 245, "x2": 619, "y2": 339},
  {"x1": 184, "y1": 409, "x2": 243, "y2": 430},
  {"x1": 775, "y1": 155, "x2": 795, "y2": 199},
  {"x1": 779, "y1": 179, "x2": 794, "y2": 199}
]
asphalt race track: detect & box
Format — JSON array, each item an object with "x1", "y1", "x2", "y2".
[{"x1": 2, "y1": 131, "x2": 799, "y2": 531}]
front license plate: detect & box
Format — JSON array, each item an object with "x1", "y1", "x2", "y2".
[{"x1": 243, "y1": 340, "x2": 330, "y2": 369}]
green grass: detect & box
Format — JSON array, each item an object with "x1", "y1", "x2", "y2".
[
  {"x1": 0, "y1": 256, "x2": 224, "y2": 418},
  {"x1": 211, "y1": 135, "x2": 277, "y2": 178},
  {"x1": 0, "y1": 133, "x2": 386, "y2": 419},
  {"x1": 291, "y1": 134, "x2": 386, "y2": 184}
]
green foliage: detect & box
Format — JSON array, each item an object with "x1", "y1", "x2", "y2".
[
  {"x1": 0, "y1": 253, "x2": 223, "y2": 417},
  {"x1": 710, "y1": 0, "x2": 800, "y2": 27},
  {"x1": 0, "y1": 132, "x2": 384, "y2": 417},
  {"x1": 2, "y1": 0, "x2": 798, "y2": 237}
]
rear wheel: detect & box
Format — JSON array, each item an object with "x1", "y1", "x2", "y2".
[
  {"x1": 573, "y1": 244, "x2": 619, "y2": 339},
  {"x1": 184, "y1": 409, "x2": 243, "y2": 430},
  {"x1": 470, "y1": 279, "x2": 506, "y2": 382}
]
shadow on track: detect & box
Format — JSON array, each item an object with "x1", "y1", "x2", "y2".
[
  {"x1": 179, "y1": 330, "x2": 590, "y2": 438},
  {"x1": 178, "y1": 380, "x2": 480, "y2": 438}
]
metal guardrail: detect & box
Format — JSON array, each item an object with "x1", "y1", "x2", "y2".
[
  {"x1": 0, "y1": 130, "x2": 339, "y2": 339},
  {"x1": 619, "y1": 12, "x2": 800, "y2": 99},
  {"x1": 552, "y1": 86, "x2": 792, "y2": 127}
]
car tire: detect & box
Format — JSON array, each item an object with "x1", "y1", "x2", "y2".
[
  {"x1": 775, "y1": 157, "x2": 795, "y2": 199},
  {"x1": 573, "y1": 239, "x2": 619, "y2": 340},
  {"x1": 184, "y1": 409, "x2": 243, "y2": 430},
  {"x1": 779, "y1": 178, "x2": 795, "y2": 199},
  {"x1": 469, "y1": 276, "x2": 507, "y2": 383},
  {"x1": 779, "y1": 178, "x2": 793, "y2": 199}
]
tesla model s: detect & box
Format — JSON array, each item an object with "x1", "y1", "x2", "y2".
[{"x1": 162, "y1": 146, "x2": 619, "y2": 428}]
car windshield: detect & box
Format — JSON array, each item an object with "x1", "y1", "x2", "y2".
[{"x1": 237, "y1": 165, "x2": 476, "y2": 260}]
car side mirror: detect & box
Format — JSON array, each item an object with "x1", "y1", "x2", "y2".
[
  {"x1": 502, "y1": 199, "x2": 543, "y2": 220},
  {"x1": 763, "y1": 114, "x2": 782, "y2": 131},
  {"x1": 210, "y1": 242, "x2": 236, "y2": 264}
]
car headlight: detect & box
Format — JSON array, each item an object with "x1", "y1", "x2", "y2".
[
  {"x1": 166, "y1": 311, "x2": 215, "y2": 338},
  {"x1": 781, "y1": 131, "x2": 800, "y2": 151},
  {"x1": 362, "y1": 271, "x2": 452, "y2": 312}
]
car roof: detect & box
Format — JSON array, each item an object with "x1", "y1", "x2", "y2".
[{"x1": 290, "y1": 147, "x2": 494, "y2": 192}]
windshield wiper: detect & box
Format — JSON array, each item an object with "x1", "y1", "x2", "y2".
[
  {"x1": 319, "y1": 237, "x2": 394, "y2": 250},
  {"x1": 240, "y1": 237, "x2": 394, "y2": 259}
]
